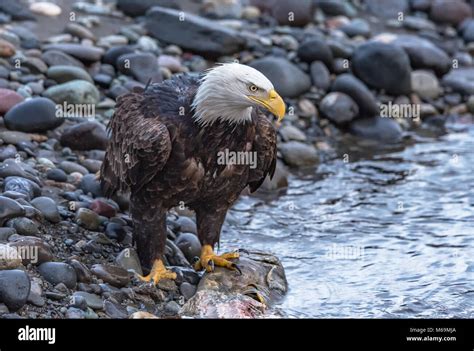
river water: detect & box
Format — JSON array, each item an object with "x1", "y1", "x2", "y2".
[{"x1": 222, "y1": 122, "x2": 474, "y2": 318}]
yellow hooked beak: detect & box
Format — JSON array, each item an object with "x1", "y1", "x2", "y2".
[{"x1": 248, "y1": 89, "x2": 286, "y2": 125}]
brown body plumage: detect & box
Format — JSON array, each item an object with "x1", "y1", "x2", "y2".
[{"x1": 100, "y1": 73, "x2": 277, "y2": 272}]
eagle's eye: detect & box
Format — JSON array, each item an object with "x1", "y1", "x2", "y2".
[{"x1": 248, "y1": 84, "x2": 258, "y2": 93}]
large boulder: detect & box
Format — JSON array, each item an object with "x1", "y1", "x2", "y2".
[
  {"x1": 145, "y1": 6, "x2": 245, "y2": 58},
  {"x1": 352, "y1": 42, "x2": 412, "y2": 95},
  {"x1": 250, "y1": 56, "x2": 311, "y2": 98}
]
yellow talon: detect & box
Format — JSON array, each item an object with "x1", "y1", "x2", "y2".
[
  {"x1": 194, "y1": 245, "x2": 241, "y2": 273},
  {"x1": 136, "y1": 259, "x2": 177, "y2": 285}
]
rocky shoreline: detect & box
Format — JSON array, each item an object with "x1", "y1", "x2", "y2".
[{"x1": 1, "y1": 0, "x2": 474, "y2": 318}]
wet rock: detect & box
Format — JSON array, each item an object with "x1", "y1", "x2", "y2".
[
  {"x1": 180, "y1": 282, "x2": 197, "y2": 300},
  {"x1": 365, "y1": 0, "x2": 409, "y2": 19},
  {"x1": 42, "y1": 44, "x2": 104, "y2": 63},
  {"x1": 442, "y1": 68, "x2": 474, "y2": 95},
  {"x1": 175, "y1": 233, "x2": 202, "y2": 263},
  {"x1": 0, "y1": 89, "x2": 24, "y2": 115},
  {"x1": 320, "y1": 92, "x2": 359, "y2": 125},
  {"x1": 42, "y1": 50, "x2": 85, "y2": 68},
  {"x1": 349, "y1": 117, "x2": 403, "y2": 143},
  {"x1": 0, "y1": 228, "x2": 16, "y2": 241},
  {"x1": 352, "y1": 42, "x2": 411, "y2": 95},
  {"x1": 116, "y1": 248, "x2": 142, "y2": 275},
  {"x1": 117, "y1": 0, "x2": 180, "y2": 16},
  {"x1": 411, "y1": 70, "x2": 441, "y2": 99},
  {"x1": 75, "y1": 208, "x2": 101, "y2": 231},
  {"x1": 38, "y1": 262, "x2": 77, "y2": 289},
  {"x1": 373, "y1": 33, "x2": 451, "y2": 76},
  {"x1": 43, "y1": 80, "x2": 100, "y2": 105},
  {"x1": 46, "y1": 168, "x2": 67, "y2": 182},
  {"x1": 73, "y1": 291, "x2": 103, "y2": 310},
  {"x1": 331, "y1": 74, "x2": 379, "y2": 117},
  {"x1": 250, "y1": 56, "x2": 311, "y2": 98},
  {"x1": 310, "y1": 61, "x2": 331, "y2": 91},
  {"x1": 9, "y1": 236, "x2": 54, "y2": 265},
  {"x1": 115, "y1": 53, "x2": 162, "y2": 84},
  {"x1": 430, "y1": 0, "x2": 472, "y2": 26},
  {"x1": 146, "y1": 6, "x2": 245, "y2": 58},
  {"x1": 47, "y1": 65, "x2": 93, "y2": 84},
  {"x1": 0, "y1": 270, "x2": 31, "y2": 311},
  {"x1": 279, "y1": 141, "x2": 318, "y2": 167},
  {"x1": 180, "y1": 250, "x2": 287, "y2": 318},
  {"x1": 79, "y1": 174, "x2": 102, "y2": 197},
  {"x1": 0, "y1": 196, "x2": 25, "y2": 226},
  {"x1": 6, "y1": 217, "x2": 39, "y2": 236},
  {"x1": 297, "y1": 38, "x2": 333, "y2": 67},
  {"x1": 60, "y1": 122, "x2": 107, "y2": 151},
  {"x1": 30, "y1": 197, "x2": 60, "y2": 223},
  {"x1": 4, "y1": 97, "x2": 63, "y2": 133},
  {"x1": 104, "y1": 300, "x2": 128, "y2": 319},
  {"x1": 90, "y1": 264, "x2": 130, "y2": 288},
  {"x1": 0, "y1": 244, "x2": 22, "y2": 270},
  {"x1": 104, "y1": 222, "x2": 126, "y2": 242}
]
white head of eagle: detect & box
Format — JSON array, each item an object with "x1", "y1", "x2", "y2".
[{"x1": 191, "y1": 62, "x2": 286, "y2": 127}]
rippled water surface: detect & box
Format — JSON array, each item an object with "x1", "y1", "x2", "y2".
[{"x1": 222, "y1": 124, "x2": 474, "y2": 318}]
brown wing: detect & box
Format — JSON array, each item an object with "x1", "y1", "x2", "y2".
[
  {"x1": 100, "y1": 92, "x2": 171, "y2": 197},
  {"x1": 247, "y1": 112, "x2": 277, "y2": 193}
]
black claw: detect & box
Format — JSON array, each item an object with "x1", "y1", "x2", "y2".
[
  {"x1": 238, "y1": 248, "x2": 250, "y2": 255},
  {"x1": 191, "y1": 256, "x2": 200, "y2": 265},
  {"x1": 208, "y1": 260, "x2": 215, "y2": 272},
  {"x1": 232, "y1": 264, "x2": 242, "y2": 275}
]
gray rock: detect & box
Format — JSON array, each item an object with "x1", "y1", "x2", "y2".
[
  {"x1": 104, "y1": 300, "x2": 128, "y2": 319},
  {"x1": 341, "y1": 18, "x2": 371, "y2": 38},
  {"x1": 297, "y1": 38, "x2": 333, "y2": 67},
  {"x1": 279, "y1": 141, "x2": 318, "y2": 167},
  {"x1": 115, "y1": 248, "x2": 142, "y2": 275},
  {"x1": 442, "y1": 68, "x2": 474, "y2": 95},
  {"x1": 260, "y1": 160, "x2": 289, "y2": 191},
  {"x1": 175, "y1": 233, "x2": 202, "y2": 263},
  {"x1": 373, "y1": 33, "x2": 451, "y2": 76},
  {"x1": 352, "y1": 42, "x2": 411, "y2": 95},
  {"x1": 104, "y1": 223, "x2": 126, "y2": 242},
  {"x1": 6, "y1": 217, "x2": 38, "y2": 236},
  {"x1": 180, "y1": 282, "x2": 197, "y2": 300},
  {"x1": 4, "y1": 97, "x2": 63, "y2": 133},
  {"x1": 411, "y1": 70, "x2": 441, "y2": 99},
  {"x1": 331, "y1": 74, "x2": 379, "y2": 117},
  {"x1": 79, "y1": 174, "x2": 102, "y2": 197},
  {"x1": 365, "y1": 0, "x2": 409, "y2": 19},
  {"x1": 70, "y1": 294, "x2": 88, "y2": 310},
  {"x1": 0, "y1": 228, "x2": 16, "y2": 241},
  {"x1": 269, "y1": 0, "x2": 313, "y2": 26},
  {"x1": 75, "y1": 208, "x2": 101, "y2": 231},
  {"x1": 0, "y1": 270, "x2": 31, "y2": 311},
  {"x1": 117, "y1": 0, "x2": 180, "y2": 16},
  {"x1": 250, "y1": 57, "x2": 311, "y2": 98},
  {"x1": 43, "y1": 80, "x2": 100, "y2": 105},
  {"x1": 176, "y1": 217, "x2": 197, "y2": 234},
  {"x1": 0, "y1": 196, "x2": 25, "y2": 226},
  {"x1": 180, "y1": 250, "x2": 287, "y2": 318},
  {"x1": 0, "y1": 0, "x2": 34, "y2": 20},
  {"x1": 42, "y1": 50, "x2": 85, "y2": 68},
  {"x1": 47, "y1": 65, "x2": 93, "y2": 84},
  {"x1": 59, "y1": 161, "x2": 89, "y2": 175},
  {"x1": 116, "y1": 53, "x2": 162, "y2": 84},
  {"x1": 349, "y1": 117, "x2": 403, "y2": 143},
  {"x1": 60, "y1": 122, "x2": 107, "y2": 151},
  {"x1": 69, "y1": 259, "x2": 92, "y2": 283},
  {"x1": 103, "y1": 45, "x2": 135, "y2": 66},
  {"x1": 66, "y1": 307, "x2": 85, "y2": 318},
  {"x1": 46, "y1": 168, "x2": 68, "y2": 182},
  {"x1": 30, "y1": 197, "x2": 61, "y2": 223},
  {"x1": 38, "y1": 262, "x2": 77, "y2": 289},
  {"x1": 461, "y1": 19, "x2": 474, "y2": 43},
  {"x1": 73, "y1": 291, "x2": 104, "y2": 310},
  {"x1": 146, "y1": 6, "x2": 245, "y2": 58},
  {"x1": 164, "y1": 300, "x2": 181, "y2": 315},
  {"x1": 42, "y1": 44, "x2": 104, "y2": 63},
  {"x1": 90, "y1": 264, "x2": 130, "y2": 288},
  {"x1": 320, "y1": 92, "x2": 359, "y2": 124}
]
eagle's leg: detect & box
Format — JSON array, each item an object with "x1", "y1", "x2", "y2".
[
  {"x1": 130, "y1": 195, "x2": 176, "y2": 284},
  {"x1": 194, "y1": 205, "x2": 241, "y2": 273}
]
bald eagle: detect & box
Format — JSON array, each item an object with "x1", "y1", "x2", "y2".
[{"x1": 100, "y1": 63, "x2": 286, "y2": 284}]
